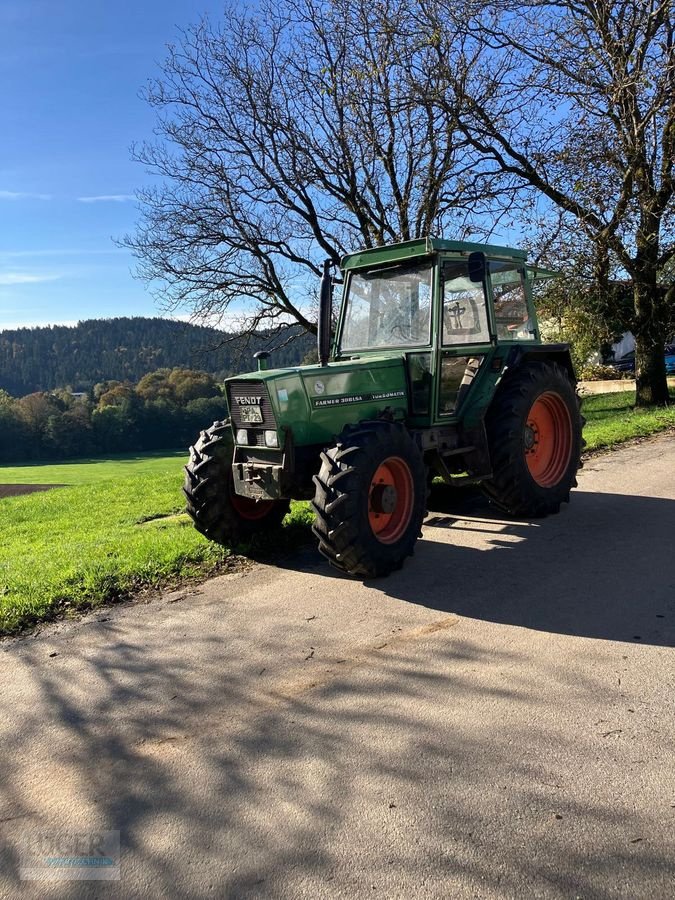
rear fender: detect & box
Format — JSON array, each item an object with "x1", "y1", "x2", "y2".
[{"x1": 504, "y1": 343, "x2": 576, "y2": 383}]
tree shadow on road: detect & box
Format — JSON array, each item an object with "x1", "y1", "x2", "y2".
[{"x1": 2, "y1": 618, "x2": 673, "y2": 899}]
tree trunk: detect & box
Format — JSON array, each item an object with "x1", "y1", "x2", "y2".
[{"x1": 633, "y1": 283, "x2": 670, "y2": 407}]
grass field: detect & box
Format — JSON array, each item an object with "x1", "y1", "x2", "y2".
[
  {"x1": 0, "y1": 451, "x2": 313, "y2": 635},
  {"x1": 581, "y1": 386, "x2": 675, "y2": 451},
  {"x1": 1, "y1": 387, "x2": 673, "y2": 636},
  {"x1": 0, "y1": 450, "x2": 187, "y2": 484}
]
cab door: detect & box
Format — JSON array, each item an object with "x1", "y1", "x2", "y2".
[{"x1": 435, "y1": 258, "x2": 493, "y2": 419}]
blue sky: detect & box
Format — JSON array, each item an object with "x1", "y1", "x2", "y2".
[{"x1": 0, "y1": 0, "x2": 226, "y2": 331}]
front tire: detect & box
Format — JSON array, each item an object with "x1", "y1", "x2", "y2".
[
  {"x1": 312, "y1": 421, "x2": 426, "y2": 577},
  {"x1": 184, "y1": 420, "x2": 290, "y2": 544},
  {"x1": 481, "y1": 362, "x2": 583, "y2": 517}
]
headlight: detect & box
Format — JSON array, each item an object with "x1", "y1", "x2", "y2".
[
  {"x1": 264, "y1": 430, "x2": 279, "y2": 448},
  {"x1": 236, "y1": 428, "x2": 248, "y2": 445}
]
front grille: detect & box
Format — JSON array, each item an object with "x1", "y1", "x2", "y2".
[{"x1": 227, "y1": 379, "x2": 276, "y2": 447}]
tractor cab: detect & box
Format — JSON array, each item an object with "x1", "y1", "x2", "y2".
[{"x1": 329, "y1": 238, "x2": 549, "y2": 425}]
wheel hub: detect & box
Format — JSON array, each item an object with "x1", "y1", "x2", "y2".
[
  {"x1": 368, "y1": 456, "x2": 415, "y2": 544},
  {"x1": 523, "y1": 423, "x2": 538, "y2": 452},
  {"x1": 370, "y1": 483, "x2": 398, "y2": 515}
]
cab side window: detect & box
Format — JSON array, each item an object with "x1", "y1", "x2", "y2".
[
  {"x1": 442, "y1": 262, "x2": 490, "y2": 345},
  {"x1": 490, "y1": 263, "x2": 534, "y2": 341}
]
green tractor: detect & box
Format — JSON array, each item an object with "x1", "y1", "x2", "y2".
[{"x1": 184, "y1": 237, "x2": 583, "y2": 577}]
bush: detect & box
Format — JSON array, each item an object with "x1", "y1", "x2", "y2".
[{"x1": 577, "y1": 363, "x2": 630, "y2": 381}]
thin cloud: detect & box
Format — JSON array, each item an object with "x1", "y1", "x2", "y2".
[
  {"x1": 77, "y1": 194, "x2": 135, "y2": 203},
  {"x1": 0, "y1": 190, "x2": 52, "y2": 201},
  {"x1": 0, "y1": 248, "x2": 127, "y2": 259},
  {"x1": 0, "y1": 272, "x2": 62, "y2": 285}
]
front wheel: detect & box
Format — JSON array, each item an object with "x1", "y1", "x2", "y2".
[
  {"x1": 184, "y1": 420, "x2": 290, "y2": 544},
  {"x1": 312, "y1": 421, "x2": 426, "y2": 577},
  {"x1": 481, "y1": 362, "x2": 584, "y2": 517}
]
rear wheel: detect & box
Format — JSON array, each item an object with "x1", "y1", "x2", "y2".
[
  {"x1": 184, "y1": 420, "x2": 290, "y2": 544},
  {"x1": 312, "y1": 421, "x2": 426, "y2": 577},
  {"x1": 481, "y1": 362, "x2": 583, "y2": 517}
]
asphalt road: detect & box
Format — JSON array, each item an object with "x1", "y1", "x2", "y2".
[{"x1": 1, "y1": 434, "x2": 674, "y2": 899}]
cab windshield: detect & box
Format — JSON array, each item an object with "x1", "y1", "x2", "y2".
[{"x1": 340, "y1": 261, "x2": 432, "y2": 351}]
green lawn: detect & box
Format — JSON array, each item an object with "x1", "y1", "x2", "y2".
[
  {"x1": 0, "y1": 450, "x2": 186, "y2": 484},
  {"x1": 0, "y1": 455, "x2": 220, "y2": 634},
  {"x1": 582, "y1": 386, "x2": 675, "y2": 451},
  {"x1": 0, "y1": 451, "x2": 313, "y2": 635},
  {"x1": 0, "y1": 387, "x2": 673, "y2": 636}
]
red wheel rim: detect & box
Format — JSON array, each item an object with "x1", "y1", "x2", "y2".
[
  {"x1": 368, "y1": 456, "x2": 414, "y2": 544},
  {"x1": 524, "y1": 392, "x2": 573, "y2": 488},
  {"x1": 229, "y1": 483, "x2": 277, "y2": 521}
]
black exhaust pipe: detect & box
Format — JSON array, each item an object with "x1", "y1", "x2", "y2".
[{"x1": 318, "y1": 259, "x2": 333, "y2": 367}]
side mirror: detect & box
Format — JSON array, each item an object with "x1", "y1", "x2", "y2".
[{"x1": 468, "y1": 252, "x2": 486, "y2": 283}]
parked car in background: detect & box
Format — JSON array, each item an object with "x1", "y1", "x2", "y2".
[
  {"x1": 665, "y1": 344, "x2": 675, "y2": 374},
  {"x1": 610, "y1": 350, "x2": 635, "y2": 373},
  {"x1": 608, "y1": 342, "x2": 675, "y2": 374}
]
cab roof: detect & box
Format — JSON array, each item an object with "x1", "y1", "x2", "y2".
[{"x1": 341, "y1": 236, "x2": 527, "y2": 271}]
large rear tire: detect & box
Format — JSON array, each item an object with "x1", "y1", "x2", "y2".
[
  {"x1": 312, "y1": 421, "x2": 426, "y2": 577},
  {"x1": 184, "y1": 420, "x2": 290, "y2": 544},
  {"x1": 481, "y1": 362, "x2": 584, "y2": 517}
]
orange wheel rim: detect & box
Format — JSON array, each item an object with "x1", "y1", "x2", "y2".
[
  {"x1": 524, "y1": 392, "x2": 573, "y2": 488},
  {"x1": 230, "y1": 484, "x2": 277, "y2": 520},
  {"x1": 368, "y1": 456, "x2": 414, "y2": 544}
]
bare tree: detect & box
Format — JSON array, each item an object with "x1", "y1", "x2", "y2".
[
  {"x1": 126, "y1": 0, "x2": 509, "y2": 342},
  {"x1": 424, "y1": 0, "x2": 675, "y2": 405}
]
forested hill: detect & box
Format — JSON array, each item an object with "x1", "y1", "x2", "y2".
[{"x1": 0, "y1": 317, "x2": 314, "y2": 396}]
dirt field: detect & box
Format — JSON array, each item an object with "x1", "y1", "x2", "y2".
[{"x1": 0, "y1": 484, "x2": 64, "y2": 499}]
